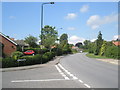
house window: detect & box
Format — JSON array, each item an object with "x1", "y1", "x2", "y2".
[{"x1": 12, "y1": 46, "x2": 15, "y2": 49}]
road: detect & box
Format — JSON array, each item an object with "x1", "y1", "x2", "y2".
[
  {"x1": 60, "y1": 53, "x2": 118, "y2": 88},
  {"x1": 2, "y1": 53, "x2": 118, "y2": 88}
]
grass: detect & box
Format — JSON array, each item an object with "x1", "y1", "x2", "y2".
[{"x1": 86, "y1": 53, "x2": 112, "y2": 59}]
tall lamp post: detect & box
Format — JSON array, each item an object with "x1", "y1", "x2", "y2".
[{"x1": 41, "y1": 2, "x2": 54, "y2": 46}]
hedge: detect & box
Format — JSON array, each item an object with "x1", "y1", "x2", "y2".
[{"x1": 2, "y1": 52, "x2": 56, "y2": 68}]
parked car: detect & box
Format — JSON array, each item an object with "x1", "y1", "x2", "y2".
[{"x1": 23, "y1": 50, "x2": 35, "y2": 55}]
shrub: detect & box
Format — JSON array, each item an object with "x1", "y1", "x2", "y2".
[
  {"x1": 12, "y1": 51, "x2": 23, "y2": 60},
  {"x1": 2, "y1": 58, "x2": 18, "y2": 68},
  {"x1": 105, "y1": 46, "x2": 120, "y2": 59}
]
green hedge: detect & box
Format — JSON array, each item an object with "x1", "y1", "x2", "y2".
[
  {"x1": 105, "y1": 46, "x2": 120, "y2": 59},
  {"x1": 2, "y1": 52, "x2": 56, "y2": 68}
]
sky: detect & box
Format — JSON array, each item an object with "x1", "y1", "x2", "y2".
[{"x1": 2, "y1": 2, "x2": 119, "y2": 45}]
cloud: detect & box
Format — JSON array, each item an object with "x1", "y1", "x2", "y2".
[
  {"x1": 68, "y1": 35, "x2": 85, "y2": 45},
  {"x1": 87, "y1": 14, "x2": 118, "y2": 30},
  {"x1": 65, "y1": 13, "x2": 77, "y2": 20},
  {"x1": 9, "y1": 16, "x2": 16, "y2": 19},
  {"x1": 113, "y1": 35, "x2": 120, "y2": 40},
  {"x1": 90, "y1": 38, "x2": 96, "y2": 42},
  {"x1": 80, "y1": 5, "x2": 89, "y2": 13},
  {"x1": 67, "y1": 27, "x2": 76, "y2": 30}
]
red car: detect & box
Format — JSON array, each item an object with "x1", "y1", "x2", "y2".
[{"x1": 24, "y1": 50, "x2": 35, "y2": 55}]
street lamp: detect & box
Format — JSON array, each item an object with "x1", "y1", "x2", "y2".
[{"x1": 41, "y1": 2, "x2": 54, "y2": 45}]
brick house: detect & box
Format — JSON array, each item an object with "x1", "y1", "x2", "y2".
[{"x1": 0, "y1": 32, "x2": 17, "y2": 57}]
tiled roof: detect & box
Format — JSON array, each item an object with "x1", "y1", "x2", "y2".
[
  {"x1": 0, "y1": 32, "x2": 17, "y2": 45},
  {"x1": 112, "y1": 41, "x2": 120, "y2": 46}
]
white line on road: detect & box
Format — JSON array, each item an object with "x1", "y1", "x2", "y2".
[
  {"x1": 55, "y1": 65, "x2": 69, "y2": 80},
  {"x1": 11, "y1": 79, "x2": 70, "y2": 83},
  {"x1": 58, "y1": 64, "x2": 78, "y2": 80},
  {"x1": 84, "y1": 84, "x2": 91, "y2": 88},
  {"x1": 78, "y1": 80, "x2": 83, "y2": 83},
  {"x1": 57, "y1": 64, "x2": 91, "y2": 88}
]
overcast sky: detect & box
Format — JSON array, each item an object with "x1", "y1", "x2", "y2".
[{"x1": 2, "y1": 2, "x2": 119, "y2": 44}]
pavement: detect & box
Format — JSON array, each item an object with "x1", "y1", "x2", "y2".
[{"x1": 96, "y1": 59, "x2": 119, "y2": 65}]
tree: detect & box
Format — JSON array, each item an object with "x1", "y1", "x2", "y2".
[
  {"x1": 83, "y1": 40, "x2": 91, "y2": 49},
  {"x1": 100, "y1": 41, "x2": 107, "y2": 56},
  {"x1": 40, "y1": 25, "x2": 58, "y2": 50},
  {"x1": 25, "y1": 35, "x2": 38, "y2": 48},
  {"x1": 75, "y1": 42, "x2": 83, "y2": 48},
  {"x1": 94, "y1": 31, "x2": 103, "y2": 55},
  {"x1": 59, "y1": 33, "x2": 68, "y2": 45}
]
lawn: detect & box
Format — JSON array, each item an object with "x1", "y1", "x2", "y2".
[{"x1": 86, "y1": 53, "x2": 112, "y2": 59}]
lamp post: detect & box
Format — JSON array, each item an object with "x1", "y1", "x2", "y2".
[
  {"x1": 41, "y1": 2, "x2": 54, "y2": 45},
  {"x1": 40, "y1": 2, "x2": 54, "y2": 64}
]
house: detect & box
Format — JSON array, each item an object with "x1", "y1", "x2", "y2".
[
  {"x1": 112, "y1": 41, "x2": 120, "y2": 46},
  {"x1": 0, "y1": 32, "x2": 17, "y2": 57},
  {"x1": 14, "y1": 40, "x2": 29, "y2": 51}
]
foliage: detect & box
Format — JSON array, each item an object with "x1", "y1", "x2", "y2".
[
  {"x1": 86, "y1": 53, "x2": 112, "y2": 59},
  {"x1": 2, "y1": 58, "x2": 18, "y2": 68},
  {"x1": 100, "y1": 41, "x2": 107, "y2": 56},
  {"x1": 25, "y1": 35, "x2": 38, "y2": 48},
  {"x1": 59, "y1": 33, "x2": 68, "y2": 45},
  {"x1": 94, "y1": 31, "x2": 103, "y2": 55},
  {"x1": 40, "y1": 25, "x2": 58, "y2": 50},
  {"x1": 11, "y1": 51, "x2": 23, "y2": 60},
  {"x1": 105, "y1": 46, "x2": 120, "y2": 59},
  {"x1": 71, "y1": 49, "x2": 78, "y2": 54},
  {"x1": 83, "y1": 40, "x2": 91, "y2": 49},
  {"x1": 62, "y1": 44, "x2": 71, "y2": 54},
  {"x1": 88, "y1": 42, "x2": 96, "y2": 53},
  {"x1": 2, "y1": 51, "x2": 56, "y2": 68}
]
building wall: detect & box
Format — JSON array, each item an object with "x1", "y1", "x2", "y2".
[{"x1": 0, "y1": 35, "x2": 17, "y2": 57}]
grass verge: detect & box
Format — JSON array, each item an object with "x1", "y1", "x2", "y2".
[{"x1": 86, "y1": 53, "x2": 112, "y2": 59}]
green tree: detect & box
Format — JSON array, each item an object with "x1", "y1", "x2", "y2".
[
  {"x1": 40, "y1": 25, "x2": 58, "y2": 51},
  {"x1": 59, "y1": 33, "x2": 68, "y2": 46},
  {"x1": 25, "y1": 35, "x2": 38, "y2": 48},
  {"x1": 94, "y1": 31, "x2": 103, "y2": 55},
  {"x1": 100, "y1": 41, "x2": 107, "y2": 56},
  {"x1": 88, "y1": 42, "x2": 96, "y2": 53},
  {"x1": 83, "y1": 40, "x2": 91, "y2": 49}
]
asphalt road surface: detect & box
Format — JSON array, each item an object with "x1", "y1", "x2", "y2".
[
  {"x1": 60, "y1": 53, "x2": 118, "y2": 88},
  {"x1": 2, "y1": 53, "x2": 118, "y2": 88}
]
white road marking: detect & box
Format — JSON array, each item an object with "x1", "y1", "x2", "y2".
[
  {"x1": 57, "y1": 64, "x2": 91, "y2": 88},
  {"x1": 79, "y1": 80, "x2": 83, "y2": 83},
  {"x1": 55, "y1": 65, "x2": 70, "y2": 80},
  {"x1": 84, "y1": 84, "x2": 91, "y2": 88},
  {"x1": 11, "y1": 79, "x2": 70, "y2": 83},
  {"x1": 58, "y1": 64, "x2": 78, "y2": 80}
]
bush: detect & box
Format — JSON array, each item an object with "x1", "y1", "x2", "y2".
[
  {"x1": 12, "y1": 51, "x2": 23, "y2": 60},
  {"x1": 105, "y1": 46, "x2": 120, "y2": 59},
  {"x1": 2, "y1": 58, "x2": 18, "y2": 68}
]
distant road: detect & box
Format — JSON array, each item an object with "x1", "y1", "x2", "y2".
[{"x1": 60, "y1": 53, "x2": 118, "y2": 88}]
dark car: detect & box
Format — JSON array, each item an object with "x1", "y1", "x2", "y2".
[{"x1": 24, "y1": 50, "x2": 35, "y2": 55}]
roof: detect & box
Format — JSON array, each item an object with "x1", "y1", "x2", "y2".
[
  {"x1": 0, "y1": 32, "x2": 17, "y2": 45},
  {"x1": 112, "y1": 41, "x2": 120, "y2": 46},
  {"x1": 15, "y1": 40, "x2": 29, "y2": 46}
]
